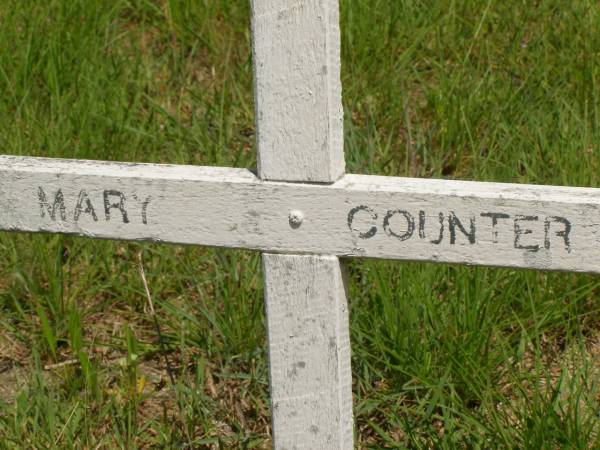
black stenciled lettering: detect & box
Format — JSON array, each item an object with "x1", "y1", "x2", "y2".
[
  {"x1": 480, "y1": 212, "x2": 510, "y2": 243},
  {"x1": 545, "y1": 216, "x2": 572, "y2": 253},
  {"x1": 514, "y1": 215, "x2": 539, "y2": 252},
  {"x1": 449, "y1": 212, "x2": 476, "y2": 244},
  {"x1": 141, "y1": 196, "x2": 151, "y2": 225},
  {"x1": 103, "y1": 190, "x2": 129, "y2": 223},
  {"x1": 418, "y1": 211, "x2": 426, "y2": 239},
  {"x1": 38, "y1": 187, "x2": 66, "y2": 221},
  {"x1": 431, "y1": 212, "x2": 444, "y2": 244},
  {"x1": 347, "y1": 205, "x2": 377, "y2": 239},
  {"x1": 383, "y1": 210, "x2": 415, "y2": 241},
  {"x1": 74, "y1": 190, "x2": 98, "y2": 222}
]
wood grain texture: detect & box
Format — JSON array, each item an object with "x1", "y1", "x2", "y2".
[
  {"x1": 262, "y1": 254, "x2": 353, "y2": 449},
  {"x1": 251, "y1": 2, "x2": 351, "y2": 446},
  {"x1": 251, "y1": 0, "x2": 344, "y2": 182},
  {"x1": 2, "y1": 155, "x2": 600, "y2": 273}
]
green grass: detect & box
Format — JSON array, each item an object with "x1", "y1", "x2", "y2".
[{"x1": 1, "y1": 0, "x2": 600, "y2": 448}]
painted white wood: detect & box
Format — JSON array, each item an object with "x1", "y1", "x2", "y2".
[
  {"x1": 251, "y1": 1, "x2": 352, "y2": 447},
  {"x1": 262, "y1": 254, "x2": 353, "y2": 449},
  {"x1": 2, "y1": 155, "x2": 600, "y2": 273},
  {"x1": 251, "y1": 0, "x2": 344, "y2": 182},
  {"x1": 4, "y1": 1, "x2": 594, "y2": 447}
]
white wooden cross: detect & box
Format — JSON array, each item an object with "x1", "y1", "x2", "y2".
[{"x1": 0, "y1": 1, "x2": 598, "y2": 448}]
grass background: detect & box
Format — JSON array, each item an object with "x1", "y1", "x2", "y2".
[{"x1": 1, "y1": 0, "x2": 600, "y2": 448}]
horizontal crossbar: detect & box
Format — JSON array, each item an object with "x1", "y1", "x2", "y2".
[{"x1": 1, "y1": 155, "x2": 599, "y2": 273}]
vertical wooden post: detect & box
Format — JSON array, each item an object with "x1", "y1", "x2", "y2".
[
  {"x1": 262, "y1": 255, "x2": 353, "y2": 448},
  {"x1": 251, "y1": 0, "x2": 353, "y2": 448},
  {"x1": 251, "y1": 0, "x2": 345, "y2": 183}
]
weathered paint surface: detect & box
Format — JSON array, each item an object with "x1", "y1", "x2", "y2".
[
  {"x1": 1, "y1": 156, "x2": 600, "y2": 273},
  {"x1": 1, "y1": 1, "x2": 596, "y2": 448},
  {"x1": 251, "y1": 1, "x2": 353, "y2": 447},
  {"x1": 251, "y1": 0, "x2": 344, "y2": 182},
  {"x1": 263, "y1": 254, "x2": 353, "y2": 449}
]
